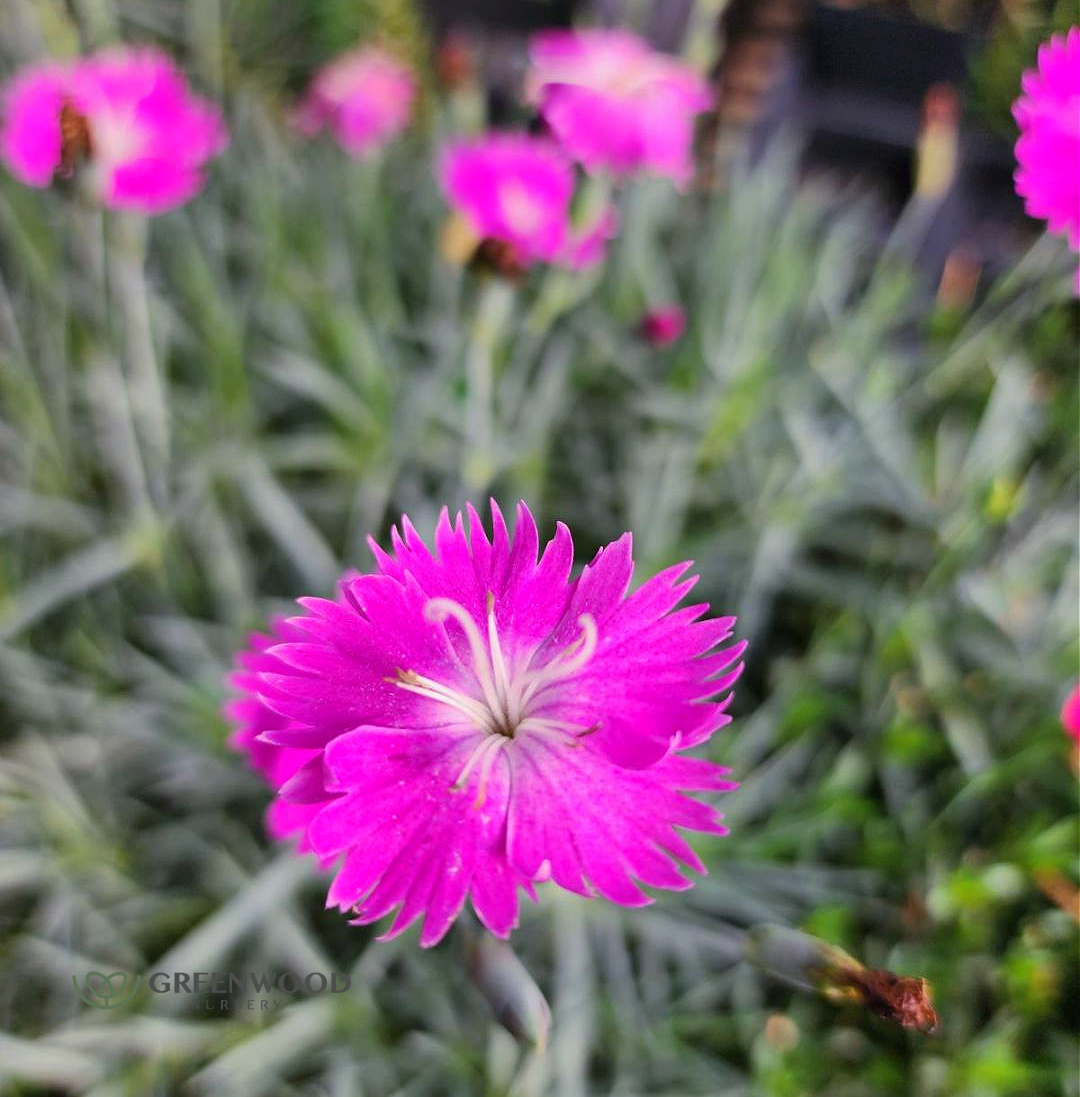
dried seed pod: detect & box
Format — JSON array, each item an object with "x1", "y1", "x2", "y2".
[{"x1": 747, "y1": 924, "x2": 939, "y2": 1034}]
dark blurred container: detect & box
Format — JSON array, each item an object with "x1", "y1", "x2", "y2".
[
  {"x1": 742, "y1": 1, "x2": 1029, "y2": 287},
  {"x1": 420, "y1": 0, "x2": 693, "y2": 45},
  {"x1": 796, "y1": 5, "x2": 968, "y2": 206},
  {"x1": 420, "y1": 0, "x2": 580, "y2": 124},
  {"x1": 806, "y1": 4, "x2": 969, "y2": 100},
  {"x1": 420, "y1": 0, "x2": 577, "y2": 34}
]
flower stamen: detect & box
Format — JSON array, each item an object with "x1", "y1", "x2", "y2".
[
  {"x1": 451, "y1": 733, "x2": 508, "y2": 808},
  {"x1": 485, "y1": 591, "x2": 515, "y2": 726},
  {"x1": 424, "y1": 597, "x2": 506, "y2": 727},
  {"x1": 515, "y1": 614, "x2": 598, "y2": 716},
  {"x1": 391, "y1": 668, "x2": 495, "y2": 731},
  {"x1": 391, "y1": 598, "x2": 600, "y2": 760},
  {"x1": 517, "y1": 716, "x2": 599, "y2": 747}
]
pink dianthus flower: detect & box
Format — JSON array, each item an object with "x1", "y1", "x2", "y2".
[
  {"x1": 1013, "y1": 29, "x2": 1080, "y2": 266},
  {"x1": 440, "y1": 133, "x2": 617, "y2": 271},
  {"x1": 1, "y1": 47, "x2": 227, "y2": 214},
  {"x1": 293, "y1": 47, "x2": 415, "y2": 157},
  {"x1": 527, "y1": 29, "x2": 712, "y2": 187},
  {"x1": 227, "y1": 502, "x2": 745, "y2": 946}
]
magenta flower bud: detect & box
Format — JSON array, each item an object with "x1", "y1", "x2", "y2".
[{"x1": 639, "y1": 305, "x2": 686, "y2": 347}]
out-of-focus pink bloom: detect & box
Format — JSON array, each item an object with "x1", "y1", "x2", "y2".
[
  {"x1": 226, "y1": 502, "x2": 746, "y2": 946},
  {"x1": 1061, "y1": 683, "x2": 1080, "y2": 742},
  {"x1": 527, "y1": 29, "x2": 712, "y2": 187},
  {"x1": 293, "y1": 47, "x2": 415, "y2": 157},
  {"x1": 440, "y1": 133, "x2": 617, "y2": 271},
  {"x1": 1, "y1": 48, "x2": 227, "y2": 214},
  {"x1": 1013, "y1": 28, "x2": 1080, "y2": 282},
  {"x1": 640, "y1": 305, "x2": 686, "y2": 346}
]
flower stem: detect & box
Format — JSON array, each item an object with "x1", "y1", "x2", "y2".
[
  {"x1": 462, "y1": 276, "x2": 513, "y2": 493},
  {"x1": 106, "y1": 211, "x2": 170, "y2": 510}
]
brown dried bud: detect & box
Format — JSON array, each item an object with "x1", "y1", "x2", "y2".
[
  {"x1": 824, "y1": 964, "x2": 939, "y2": 1034},
  {"x1": 470, "y1": 238, "x2": 529, "y2": 283},
  {"x1": 438, "y1": 214, "x2": 530, "y2": 282},
  {"x1": 746, "y1": 924, "x2": 939, "y2": 1034},
  {"x1": 58, "y1": 99, "x2": 92, "y2": 178},
  {"x1": 922, "y1": 82, "x2": 960, "y2": 127},
  {"x1": 436, "y1": 33, "x2": 475, "y2": 91}
]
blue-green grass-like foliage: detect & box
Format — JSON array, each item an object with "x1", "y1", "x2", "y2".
[{"x1": 0, "y1": 2, "x2": 1077, "y2": 1094}]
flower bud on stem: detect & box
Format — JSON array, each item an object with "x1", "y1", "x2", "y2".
[
  {"x1": 746, "y1": 924, "x2": 939, "y2": 1034},
  {"x1": 465, "y1": 928, "x2": 552, "y2": 1052}
]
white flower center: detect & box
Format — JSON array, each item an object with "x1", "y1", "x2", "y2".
[
  {"x1": 498, "y1": 182, "x2": 547, "y2": 237},
  {"x1": 391, "y1": 593, "x2": 598, "y2": 805},
  {"x1": 90, "y1": 106, "x2": 149, "y2": 169}
]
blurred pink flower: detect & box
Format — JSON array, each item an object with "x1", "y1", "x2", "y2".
[
  {"x1": 440, "y1": 133, "x2": 617, "y2": 270},
  {"x1": 640, "y1": 305, "x2": 686, "y2": 346},
  {"x1": 1061, "y1": 683, "x2": 1080, "y2": 742},
  {"x1": 527, "y1": 29, "x2": 712, "y2": 187},
  {"x1": 226, "y1": 501, "x2": 745, "y2": 946},
  {"x1": 1013, "y1": 29, "x2": 1080, "y2": 275},
  {"x1": 293, "y1": 47, "x2": 415, "y2": 157},
  {"x1": 1, "y1": 48, "x2": 227, "y2": 214}
]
